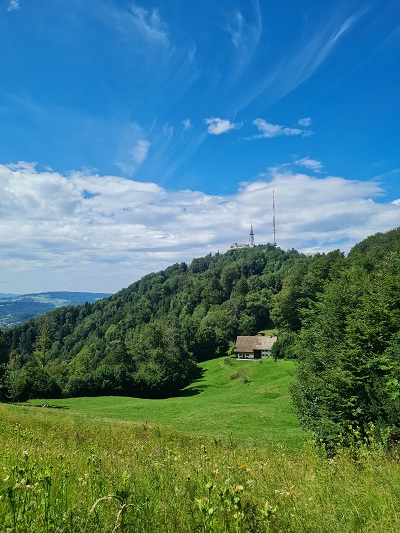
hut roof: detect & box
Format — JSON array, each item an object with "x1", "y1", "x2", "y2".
[{"x1": 234, "y1": 335, "x2": 277, "y2": 353}]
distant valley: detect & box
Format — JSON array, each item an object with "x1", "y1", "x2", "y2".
[{"x1": 0, "y1": 291, "x2": 111, "y2": 328}]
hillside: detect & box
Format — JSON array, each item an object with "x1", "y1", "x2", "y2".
[
  {"x1": 26, "y1": 356, "x2": 304, "y2": 449},
  {"x1": 1, "y1": 243, "x2": 317, "y2": 399},
  {"x1": 0, "y1": 291, "x2": 111, "y2": 328}
]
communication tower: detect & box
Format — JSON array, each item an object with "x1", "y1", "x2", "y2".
[
  {"x1": 249, "y1": 218, "x2": 255, "y2": 247},
  {"x1": 272, "y1": 190, "x2": 276, "y2": 246},
  {"x1": 229, "y1": 221, "x2": 255, "y2": 250}
]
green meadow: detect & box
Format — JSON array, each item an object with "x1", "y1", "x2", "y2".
[
  {"x1": 26, "y1": 357, "x2": 304, "y2": 450},
  {"x1": 1, "y1": 357, "x2": 400, "y2": 532}
]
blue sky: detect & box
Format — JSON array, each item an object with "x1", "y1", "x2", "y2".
[{"x1": 0, "y1": 0, "x2": 399, "y2": 294}]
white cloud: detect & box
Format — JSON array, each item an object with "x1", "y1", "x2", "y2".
[
  {"x1": 223, "y1": 4, "x2": 262, "y2": 84},
  {"x1": 374, "y1": 168, "x2": 400, "y2": 179},
  {"x1": 182, "y1": 119, "x2": 192, "y2": 129},
  {"x1": 0, "y1": 162, "x2": 398, "y2": 294},
  {"x1": 205, "y1": 117, "x2": 242, "y2": 135},
  {"x1": 226, "y1": 10, "x2": 245, "y2": 48},
  {"x1": 237, "y1": 9, "x2": 362, "y2": 111},
  {"x1": 130, "y1": 139, "x2": 150, "y2": 165},
  {"x1": 295, "y1": 157, "x2": 323, "y2": 172},
  {"x1": 298, "y1": 117, "x2": 312, "y2": 127},
  {"x1": 7, "y1": 0, "x2": 19, "y2": 12},
  {"x1": 251, "y1": 118, "x2": 303, "y2": 138},
  {"x1": 113, "y1": 123, "x2": 151, "y2": 176},
  {"x1": 129, "y1": 3, "x2": 169, "y2": 45}
]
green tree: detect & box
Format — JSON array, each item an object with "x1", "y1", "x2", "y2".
[
  {"x1": 3, "y1": 352, "x2": 27, "y2": 403},
  {"x1": 271, "y1": 331, "x2": 298, "y2": 360},
  {"x1": 291, "y1": 253, "x2": 400, "y2": 447},
  {"x1": 270, "y1": 262, "x2": 308, "y2": 331}
]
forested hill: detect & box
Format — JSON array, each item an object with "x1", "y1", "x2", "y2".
[
  {"x1": 0, "y1": 227, "x2": 399, "y2": 436},
  {"x1": 1, "y1": 243, "x2": 340, "y2": 400}
]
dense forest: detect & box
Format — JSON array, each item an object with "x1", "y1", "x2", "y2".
[{"x1": 0, "y1": 227, "x2": 399, "y2": 447}]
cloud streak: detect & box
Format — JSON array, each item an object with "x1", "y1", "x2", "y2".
[
  {"x1": 295, "y1": 157, "x2": 323, "y2": 172},
  {"x1": 298, "y1": 117, "x2": 312, "y2": 127},
  {"x1": 130, "y1": 139, "x2": 151, "y2": 165},
  {"x1": 7, "y1": 0, "x2": 19, "y2": 12},
  {"x1": 248, "y1": 118, "x2": 311, "y2": 139},
  {"x1": 223, "y1": 2, "x2": 262, "y2": 84},
  {"x1": 0, "y1": 163, "x2": 398, "y2": 293},
  {"x1": 129, "y1": 3, "x2": 169, "y2": 46},
  {"x1": 237, "y1": 7, "x2": 362, "y2": 110}
]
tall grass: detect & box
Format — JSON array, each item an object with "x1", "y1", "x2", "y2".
[{"x1": 1, "y1": 404, "x2": 399, "y2": 532}]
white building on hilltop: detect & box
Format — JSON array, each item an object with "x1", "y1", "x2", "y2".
[{"x1": 229, "y1": 222, "x2": 255, "y2": 250}]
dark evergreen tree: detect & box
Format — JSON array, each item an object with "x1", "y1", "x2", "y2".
[{"x1": 291, "y1": 244, "x2": 400, "y2": 447}]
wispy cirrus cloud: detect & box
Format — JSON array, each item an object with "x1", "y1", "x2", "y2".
[
  {"x1": 130, "y1": 139, "x2": 150, "y2": 165},
  {"x1": 100, "y1": 2, "x2": 199, "y2": 101},
  {"x1": 205, "y1": 117, "x2": 242, "y2": 135},
  {"x1": 7, "y1": 0, "x2": 19, "y2": 12},
  {"x1": 237, "y1": 8, "x2": 363, "y2": 111},
  {"x1": 295, "y1": 156, "x2": 323, "y2": 172},
  {"x1": 103, "y1": 1, "x2": 170, "y2": 51},
  {"x1": 129, "y1": 3, "x2": 169, "y2": 46},
  {"x1": 114, "y1": 123, "x2": 152, "y2": 176},
  {"x1": 226, "y1": 10, "x2": 245, "y2": 47},
  {"x1": 298, "y1": 117, "x2": 312, "y2": 127},
  {"x1": 374, "y1": 168, "x2": 400, "y2": 180},
  {"x1": 225, "y1": 6, "x2": 262, "y2": 50},
  {"x1": 249, "y1": 118, "x2": 310, "y2": 139},
  {"x1": 223, "y1": 2, "x2": 262, "y2": 83}
]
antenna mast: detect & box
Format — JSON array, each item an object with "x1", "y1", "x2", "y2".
[{"x1": 272, "y1": 190, "x2": 276, "y2": 246}]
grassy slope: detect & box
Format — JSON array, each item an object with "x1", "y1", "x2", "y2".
[
  {"x1": 26, "y1": 357, "x2": 306, "y2": 450},
  {"x1": 3, "y1": 359, "x2": 400, "y2": 531},
  {"x1": 2, "y1": 400, "x2": 399, "y2": 532}
]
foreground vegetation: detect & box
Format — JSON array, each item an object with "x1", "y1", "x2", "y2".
[{"x1": 1, "y1": 403, "x2": 400, "y2": 532}]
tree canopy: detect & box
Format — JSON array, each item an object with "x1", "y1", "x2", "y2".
[
  {"x1": 291, "y1": 230, "x2": 400, "y2": 447},
  {"x1": 1, "y1": 244, "x2": 304, "y2": 400}
]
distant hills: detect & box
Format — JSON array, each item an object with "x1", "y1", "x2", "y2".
[{"x1": 0, "y1": 292, "x2": 111, "y2": 328}]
